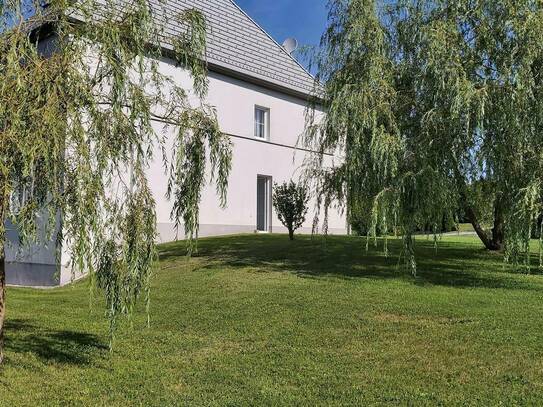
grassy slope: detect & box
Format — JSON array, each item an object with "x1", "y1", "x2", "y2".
[{"x1": 1, "y1": 234, "x2": 543, "y2": 406}]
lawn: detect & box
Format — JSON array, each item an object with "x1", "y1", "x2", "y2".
[
  {"x1": 456, "y1": 223, "x2": 476, "y2": 233},
  {"x1": 1, "y1": 234, "x2": 543, "y2": 405}
]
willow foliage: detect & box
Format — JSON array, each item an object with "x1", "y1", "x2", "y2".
[
  {"x1": 0, "y1": 0, "x2": 232, "y2": 357},
  {"x1": 304, "y1": 0, "x2": 543, "y2": 274}
]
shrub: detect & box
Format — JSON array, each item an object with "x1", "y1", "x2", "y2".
[{"x1": 273, "y1": 181, "x2": 309, "y2": 240}]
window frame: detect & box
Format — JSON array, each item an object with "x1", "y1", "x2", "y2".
[
  {"x1": 256, "y1": 174, "x2": 272, "y2": 232},
  {"x1": 254, "y1": 105, "x2": 270, "y2": 140}
]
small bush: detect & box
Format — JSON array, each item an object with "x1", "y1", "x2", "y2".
[{"x1": 273, "y1": 181, "x2": 309, "y2": 240}]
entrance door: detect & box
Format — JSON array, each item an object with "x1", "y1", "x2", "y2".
[{"x1": 257, "y1": 175, "x2": 271, "y2": 232}]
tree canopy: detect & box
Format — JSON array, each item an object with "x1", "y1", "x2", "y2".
[
  {"x1": 304, "y1": 0, "x2": 543, "y2": 274},
  {"x1": 273, "y1": 181, "x2": 309, "y2": 241},
  {"x1": 0, "y1": 0, "x2": 232, "y2": 363}
]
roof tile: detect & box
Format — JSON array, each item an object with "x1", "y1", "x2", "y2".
[{"x1": 154, "y1": 0, "x2": 316, "y2": 97}]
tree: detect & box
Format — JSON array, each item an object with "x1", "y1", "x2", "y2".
[
  {"x1": 0, "y1": 0, "x2": 232, "y2": 363},
  {"x1": 303, "y1": 0, "x2": 543, "y2": 273},
  {"x1": 273, "y1": 181, "x2": 309, "y2": 240}
]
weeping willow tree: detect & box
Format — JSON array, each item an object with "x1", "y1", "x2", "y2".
[
  {"x1": 304, "y1": 0, "x2": 543, "y2": 274},
  {"x1": 0, "y1": 0, "x2": 232, "y2": 363}
]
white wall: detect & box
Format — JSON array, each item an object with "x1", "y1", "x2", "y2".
[
  {"x1": 149, "y1": 58, "x2": 346, "y2": 242},
  {"x1": 8, "y1": 53, "x2": 346, "y2": 286}
]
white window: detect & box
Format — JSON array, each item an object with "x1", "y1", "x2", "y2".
[{"x1": 254, "y1": 106, "x2": 270, "y2": 140}]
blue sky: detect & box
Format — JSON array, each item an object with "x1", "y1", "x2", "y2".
[{"x1": 235, "y1": 0, "x2": 328, "y2": 69}]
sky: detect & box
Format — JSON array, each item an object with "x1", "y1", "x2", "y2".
[{"x1": 234, "y1": 0, "x2": 329, "y2": 70}]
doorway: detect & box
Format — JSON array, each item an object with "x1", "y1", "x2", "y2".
[{"x1": 256, "y1": 175, "x2": 272, "y2": 232}]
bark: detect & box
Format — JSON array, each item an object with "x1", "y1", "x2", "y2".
[
  {"x1": 0, "y1": 249, "x2": 4, "y2": 365},
  {"x1": 463, "y1": 199, "x2": 504, "y2": 251},
  {"x1": 0, "y1": 193, "x2": 5, "y2": 365},
  {"x1": 490, "y1": 195, "x2": 505, "y2": 250},
  {"x1": 288, "y1": 228, "x2": 294, "y2": 241},
  {"x1": 455, "y1": 168, "x2": 504, "y2": 251}
]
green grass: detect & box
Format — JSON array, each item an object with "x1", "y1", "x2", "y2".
[
  {"x1": 456, "y1": 223, "x2": 476, "y2": 233},
  {"x1": 1, "y1": 234, "x2": 543, "y2": 406}
]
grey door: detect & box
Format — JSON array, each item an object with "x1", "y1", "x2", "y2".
[{"x1": 257, "y1": 176, "x2": 271, "y2": 231}]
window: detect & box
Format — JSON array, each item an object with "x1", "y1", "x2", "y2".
[
  {"x1": 9, "y1": 182, "x2": 32, "y2": 215},
  {"x1": 254, "y1": 106, "x2": 270, "y2": 140}
]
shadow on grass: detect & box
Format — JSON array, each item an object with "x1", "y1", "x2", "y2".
[
  {"x1": 4, "y1": 319, "x2": 107, "y2": 365},
  {"x1": 159, "y1": 234, "x2": 543, "y2": 291}
]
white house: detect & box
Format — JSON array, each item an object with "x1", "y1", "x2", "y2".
[{"x1": 5, "y1": 0, "x2": 347, "y2": 287}]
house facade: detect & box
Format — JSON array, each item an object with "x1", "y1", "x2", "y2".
[{"x1": 5, "y1": 0, "x2": 347, "y2": 287}]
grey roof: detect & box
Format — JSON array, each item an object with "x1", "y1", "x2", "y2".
[{"x1": 154, "y1": 0, "x2": 317, "y2": 98}]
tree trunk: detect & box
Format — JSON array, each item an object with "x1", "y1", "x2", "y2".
[
  {"x1": 288, "y1": 228, "x2": 294, "y2": 241},
  {"x1": 0, "y1": 249, "x2": 5, "y2": 365},
  {"x1": 454, "y1": 167, "x2": 504, "y2": 251},
  {"x1": 490, "y1": 195, "x2": 505, "y2": 251},
  {"x1": 463, "y1": 200, "x2": 504, "y2": 251},
  {"x1": 0, "y1": 181, "x2": 6, "y2": 365}
]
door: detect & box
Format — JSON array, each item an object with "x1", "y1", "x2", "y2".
[{"x1": 257, "y1": 175, "x2": 271, "y2": 232}]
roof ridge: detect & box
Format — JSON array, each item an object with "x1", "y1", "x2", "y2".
[{"x1": 228, "y1": 0, "x2": 316, "y2": 84}]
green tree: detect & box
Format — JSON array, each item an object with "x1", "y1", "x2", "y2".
[
  {"x1": 273, "y1": 181, "x2": 309, "y2": 241},
  {"x1": 0, "y1": 0, "x2": 232, "y2": 363},
  {"x1": 303, "y1": 0, "x2": 543, "y2": 273}
]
